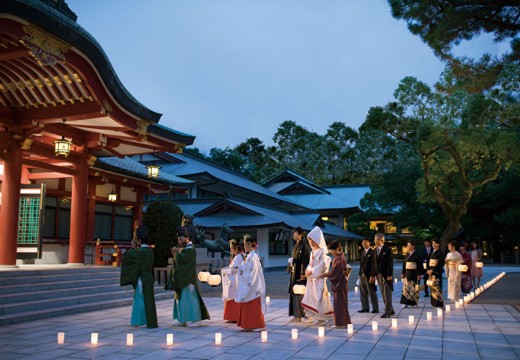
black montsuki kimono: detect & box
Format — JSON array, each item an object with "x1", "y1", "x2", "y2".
[
  {"x1": 288, "y1": 239, "x2": 311, "y2": 318},
  {"x1": 400, "y1": 251, "x2": 423, "y2": 306},
  {"x1": 428, "y1": 249, "x2": 445, "y2": 308}
]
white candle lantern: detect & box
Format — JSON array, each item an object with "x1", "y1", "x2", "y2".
[
  {"x1": 437, "y1": 308, "x2": 443, "y2": 318},
  {"x1": 261, "y1": 330, "x2": 268, "y2": 343},
  {"x1": 126, "y1": 334, "x2": 133, "y2": 346},
  {"x1": 391, "y1": 319, "x2": 398, "y2": 329},
  {"x1": 91, "y1": 333, "x2": 98, "y2": 345},
  {"x1": 208, "y1": 274, "x2": 222, "y2": 287},
  {"x1": 446, "y1": 305, "x2": 451, "y2": 313},
  {"x1": 166, "y1": 334, "x2": 174, "y2": 346},
  {"x1": 458, "y1": 264, "x2": 468, "y2": 272},
  {"x1": 408, "y1": 315, "x2": 414, "y2": 324},
  {"x1": 394, "y1": 278, "x2": 398, "y2": 283},
  {"x1": 455, "y1": 302, "x2": 461, "y2": 309},
  {"x1": 459, "y1": 299, "x2": 464, "y2": 306},
  {"x1": 57, "y1": 332, "x2": 65, "y2": 344},
  {"x1": 347, "y1": 324, "x2": 353, "y2": 334},
  {"x1": 318, "y1": 326, "x2": 325, "y2": 338},
  {"x1": 354, "y1": 286, "x2": 359, "y2": 293},
  {"x1": 197, "y1": 271, "x2": 210, "y2": 282},
  {"x1": 372, "y1": 321, "x2": 378, "y2": 331},
  {"x1": 266, "y1": 296, "x2": 271, "y2": 304},
  {"x1": 215, "y1": 333, "x2": 222, "y2": 345},
  {"x1": 426, "y1": 312, "x2": 432, "y2": 321},
  {"x1": 291, "y1": 329, "x2": 298, "y2": 340}
]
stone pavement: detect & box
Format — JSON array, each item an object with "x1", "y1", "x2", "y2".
[{"x1": 1, "y1": 267, "x2": 519, "y2": 360}]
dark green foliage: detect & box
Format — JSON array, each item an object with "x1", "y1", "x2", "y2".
[{"x1": 142, "y1": 201, "x2": 184, "y2": 267}]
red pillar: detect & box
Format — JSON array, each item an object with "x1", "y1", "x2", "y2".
[
  {"x1": 0, "y1": 142, "x2": 23, "y2": 267},
  {"x1": 68, "y1": 154, "x2": 89, "y2": 265},
  {"x1": 85, "y1": 180, "x2": 97, "y2": 264}
]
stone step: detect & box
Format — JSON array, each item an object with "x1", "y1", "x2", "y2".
[
  {"x1": 0, "y1": 270, "x2": 121, "y2": 286},
  {"x1": 0, "y1": 287, "x2": 172, "y2": 316},
  {"x1": 0, "y1": 266, "x2": 120, "y2": 279},
  {"x1": 0, "y1": 288, "x2": 172, "y2": 326},
  {"x1": 0, "y1": 277, "x2": 121, "y2": 296}
]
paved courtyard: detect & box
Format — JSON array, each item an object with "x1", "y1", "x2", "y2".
[{"x1": 1, "y1": 267, "x2": 519, "y2": 360}]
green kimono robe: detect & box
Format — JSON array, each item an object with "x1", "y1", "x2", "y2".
[
  {"x1": 165, "y1": 243, "x2": 210, "y2": 321},
  {"x1": 120, "y1": 246, "x2": 158, "y2": 328}
]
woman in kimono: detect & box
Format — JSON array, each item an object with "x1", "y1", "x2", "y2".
[
  {"x1": 320, "y1": 240, "x2": 351, "y2": 328},
  {"x1": 222, "y1": 239, "x2": 244, "y2": 322},
  {"x1": 459, "y1": 244, "x2": 473, "y2": 294},
  {"x1": 470, "y1": 242, "x2": 483, "y2": 289},
  {"x1": 400, "y1": 241, "x2": 423, "y2": 308},
  {"x1": 120, "y1": 226, "x2": 158, "y2": 328},
  {"x1": 236, "y1": 235, "x2": 266, "y2": 330},
  {"x1": 445, "y1": 241, "x2": 463, "y2": 302},
  {"x1": 427, "y1": 238, "x2": 444, "y2": 308},
  {"x1": 165, "y1": 226, "x2": 210, "y2": 327},
  {"x1": 302, "y1": 226, "x2": 333, "y2": 325}
]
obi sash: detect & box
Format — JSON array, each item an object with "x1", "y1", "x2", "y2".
[
  {"x1": 429, "y1": 259, "x2": 438, "y2": 267},
  {"x1": 405, "y1": 262, "x2": 417, "y2": 270}
]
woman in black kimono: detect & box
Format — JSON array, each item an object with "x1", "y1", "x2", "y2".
[{"x1": 400, "y1": 241, "x2": 423, "y2": 307}]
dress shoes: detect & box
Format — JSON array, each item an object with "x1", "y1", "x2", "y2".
[
  {"x1": 371, "y1": 310, "x2": 379, "y2": 313},
  {"x1": 381, "y1": 313, "x2": 391, "y2": 318},
  {"x1": 357, "y1": 309, "x2": 369, "y2": 313}
]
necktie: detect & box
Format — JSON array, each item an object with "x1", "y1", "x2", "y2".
[{"x1": 377, "y1": 248, "x2": 380, "y2": 256}]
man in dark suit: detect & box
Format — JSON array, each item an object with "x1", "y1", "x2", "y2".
[
  {"x1": 358, "y1": 239, "x2": 379, "y2": 313},
  {"x1": 421, "y1": 239, "x2": 433, "y2": 297},
  {"x1": 373, "y1": 233, "x2": 394, "y2": 318}
]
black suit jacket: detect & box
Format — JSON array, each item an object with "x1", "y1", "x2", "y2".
[
  {"x1": 359, "y1": 248, "x2": 376, "y2": 277},
  {"x1": 374, "y1": 244, "x2": 393, "y2": 279},
  {"x1": 421, "y1": 246, "x2": 433, "y2": 264}
]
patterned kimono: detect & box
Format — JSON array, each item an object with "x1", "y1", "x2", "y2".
[
  {"x1": 428, "y1": 249, "x2": 444, "y2": 308},
  {"x1": 400, "y1": 250, "x2": 423, "y2": 306},
  {"x1": 445, "y1": 251, "x2": 463, "y2": 302},
  {"x1": 460, "y1": 250, "x2": 473, "y2": 294},
  {"x1": 302, "y1": 247, "x2": 334, "y2": 321},
  {"x1": 328, "y1": 253, "x2": 351, "y2": 326}
]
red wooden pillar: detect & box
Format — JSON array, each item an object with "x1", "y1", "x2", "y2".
[
  {"x1": 68, "y1": 154, "x2": 89, "y2": 265},
  {"x1": 0, "y1": 140, "x2": 23, "y2": 267},
  {"x1": 85, "y1": 180, "x2": 97, "y2": 263}
]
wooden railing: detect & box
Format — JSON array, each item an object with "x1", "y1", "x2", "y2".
[{"x1": 94, "y1": 240, "x2": 133, "y2": 266}]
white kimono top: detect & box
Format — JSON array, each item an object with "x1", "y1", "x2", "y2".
[
  {"x1": 301, "y1": 247, "x2": 333, "y2": 319},
  {"x1": 221, "y1": 253, "x2": 243, "y2": 301},
  {"x1": 236, "y1": 250, "x2": 266, "y2": 313}
]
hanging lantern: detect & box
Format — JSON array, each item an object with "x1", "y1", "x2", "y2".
[
  {"x1": 108, "y1": 185, "x2": 117, "y2": 202},
  {"x1": 146, "y1": 164, "x2": 161, "y2": 178},
  {"x1": 293, "y1": 284, "x2": 306, "y2": 295},
  {"x1": 54, "y1": 119, "x2": 72, "y2": 157},
  {"x1": 198, "y1": 271, "x2": 210, "y2": 282},
  {"x1": 458, "y1": 264, "x2": 468, "y2": 272},
  {"x1": 208, "y1": 274, "x2": 222, "y2": 287}
]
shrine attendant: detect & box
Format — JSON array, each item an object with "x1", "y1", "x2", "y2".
[
  {"x1": 222, "y1": 239, "x2": 244, "y2": 322},
  {"x1": 302, "y1": 226, "x2": 334, "y2": 325},
  {"x1": 400, "y1": 241, "x2": 423, "y2": 307},
  {"x1": 236, "y1": 235, "x2": 266, "y2": 330}
]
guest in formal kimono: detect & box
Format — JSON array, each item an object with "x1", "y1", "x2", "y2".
[
  {"x1": 373, "y1": 233, "x2": 394, "y2": 318},
  {"x1": 236, "y1": 235, "x2": 266, "y2": 331},
  {"x1": 427, "y1": 238, "x2": 444, "y2": 308},
  {"x1": 445, "y1": 241, "x2": 463, "y2": 302},
  {"x1": 120, "y1": 226, "x2": 158, "y2": 328},
  {"x1": 400, "y1": 241, "x2": 423, "y2": 308},
  {"x1": 321, "y1": 240, "x2": 351, "y2": 328},
  {"x1": 421, "y1": 239, "x2": 433, "y2": 297},
  {"x1": 470, "y1": 242, "x2": 483, "y2": 289},
  {"x1": 358, "y1": 238, "x2": 378, "y2": 313},
  {"x1": 222, "y1": 239, "x2": 244, "y2": 323},
  {"x1": 288, "y1": 227, "x2": 311, "y2": 322},
  {"x1": 459, "y1": 244, "x2": 473, "y2": 294},
  {"x1": 165, "y1": 226, "x2": 210, "y2": 327},
  {"x1": 302, "y1": 226, "x2": 334, "y2": 325}
]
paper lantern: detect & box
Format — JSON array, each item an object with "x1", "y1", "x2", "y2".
[
  {"x1": 394, "y1": 278, "x2": 398, "y2": 283},
  {"x1": 423, "y1": 263, "x2": 427, "y2": 269},
  {"x1": 198, "y1": 271, "x2": 210, "y2": 282},
  {"x1": 266, "y1": 296, "x2": 271, "y2": 304},
  {"x1": 372, "y1": 321, "x2": 378, "y2": 331},
  {"x1": 126, "y1": 334, "x2": 133, "y2": 346},
  {"x1": 293, "y1": 284, "x2": 306, "y2": 295},
  {"x1": 459, "y1": 299, "x2": 464, "y2": 306},
  {"x1": 446, "y1": 305, "x2": 451, "y2": 313},
  {"x1": 476, "y1": 262, "x2": 484, "y2": 268},
  {"x1": 426, "y1": 279, "x2": 434, "y2": 287},
  {"x1": 347, "y1": 324, "x2": 353, "y2": 334},
  {"x1": 91, "y1": 333, "x2": 98, "y2": 345},
  {"x1": 215, "y1": 333, "x2": 222, "y2": 345},
  {"x1": 458, "y1": 264, "x2": 468, "y2": 272},
  {"x1": 408, "y1": 315, "x2": 414, "y2": 325},
  {"x1": 391, "y1": 319, "x2": 398, "y2": 329},
  {"x1": 354, "y1": 286, "x2": 359, "y2": 293},
  {"x1": 208, "y1": 274, "x2": 222, "y2": 287},
  {"x1": 261, "y1": 331, "x2": 268, "y2": 343},
  {"x1": 426, "y1": 312, "x2": 432, "y2": 321},
  {"x1": 166, "y1": 334, "x2": 174, "y2": 346},
  {"x1": 437, "y1": 308, "x2": 443, "y2": 318},
  {"x1": 291, "y1": 329, "x2": 298, "y2": 340},
  {"x1": 318, "y1": 327, "x2": 325, "y2": 338},
  {"x1": 57, "y1": 332, "x2": 65, "y2": 344},
  {"x1": 146, "y1": 164, "x2": 161, "y2": 179}
]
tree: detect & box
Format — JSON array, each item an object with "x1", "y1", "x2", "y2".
[
  {"x1": 362, "y1": 71, "x2": 520, "y2": 249},
  {"x1": 143, "y1": 200, "x2": 183, "y2": 267}
]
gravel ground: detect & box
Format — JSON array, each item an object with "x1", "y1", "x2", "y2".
[{"x1": 470, "y1": 272, "x2": 520, "y2": 306}]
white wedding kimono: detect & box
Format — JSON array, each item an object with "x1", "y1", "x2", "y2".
[
  {"x1": 301, "y1": 227, "x2": 334, "y2": 321},
  {"x1": 221, "y1": 254, "x2": 243, "y2": 301},
  {"x1": 236, "y1": 250, "x2": 266, "y2": 313},
  {"x1": 445, "y1": 251, "x2": 462, "y2": 301}
]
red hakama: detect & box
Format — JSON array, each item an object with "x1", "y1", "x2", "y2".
[
  {"x1": 237, "y1": 297, "x2": 265, "y2": 330},
  {"x1": 223, "y1": 299, "x2": 241, "y2": 322}
]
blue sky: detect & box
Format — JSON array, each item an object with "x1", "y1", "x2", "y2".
[{"x1": 67, "y1": 0, "x2": 502, "y2": 152}]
